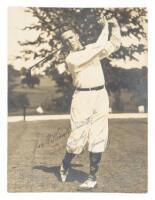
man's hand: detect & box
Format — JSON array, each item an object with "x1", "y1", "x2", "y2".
[
  {"x1": 97, "y1": 12, "x2": 107, "y2": 27},
  {"x1": 107, "y1": 17, "x2": 119, "y2": 27},
  {"x1": 105, "y1": 12, "x2": 113, "y2": 20}
]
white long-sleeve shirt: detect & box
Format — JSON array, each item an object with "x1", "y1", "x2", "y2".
[
  {"x1": 66, "y1": 44, "x2": 106, "y2": 88},
  {"x1": 64, "y1": 21, "x2": 121, "y2": 88}
]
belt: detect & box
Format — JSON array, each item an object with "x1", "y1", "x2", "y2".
[{"x1": 76, "y1": 85, "x2": 104, "y2": 91}]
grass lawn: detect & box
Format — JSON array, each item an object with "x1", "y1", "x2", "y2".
[{"x1": 8, "y1": 118, "x2": 147, "y2": 192}]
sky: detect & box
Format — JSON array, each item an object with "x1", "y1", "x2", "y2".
[
  {"x1": 8, "y1": 7, "x2": 148, "y2": 71},
  {"x1": 8, "y1": 7, "x2": 40, "y2": 70}
]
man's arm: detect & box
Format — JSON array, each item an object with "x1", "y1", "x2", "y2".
[
  {"x1": 92, "y1": 18, "x2": 109, "y2": 48},
  {"x1": 66, "y1": 44, "x2": 106, "y2": 67},
  {"x1": 67, "y1": 18, "x2": 121, "y2": 67},
  {"x1": 98, "y1": 18, "x2": 122, "y2": 60}
]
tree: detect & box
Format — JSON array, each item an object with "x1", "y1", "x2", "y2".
[
  {"x1": 9, "y1": 93, "x2": 29, "y2": 111},
  {"x1": 19, "y1": 8, "x2": 147, "y2": 63},
  {"x1": 18, "y1": 8, "x2": 147, "y2": 112},
  {"x1": 21, "y1": 74, "x2": 40, "y2": 88},
  {"x1": 20, "y1": 67, "x2": 27, "y2": 76},
  {"x1": 8, "y1": 64, "x2": 20, "y2": 91},
  {"x1": 8, "y1": 64, "x2": 30, "y2": 112}
]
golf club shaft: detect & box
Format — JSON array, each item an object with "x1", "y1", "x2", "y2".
[
  {"x1": 29, "y1": 48, "x2": 60, "y2": 70},
  {"x1": 29, "y1": 54, "x2": 52, "y2": 70}
]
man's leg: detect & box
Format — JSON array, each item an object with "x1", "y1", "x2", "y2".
[
  {"x1": 79, "y1": 89, "x2": 109, "y2": 189},
  {"x1": 60, "y1": 151, "x2": 76, "y2": 182},
  {"x1": 88, "y1": 152, "x2": 102, "y2": 180},
  {"x1": 60, "y1": 90, "x2": 93, "y2": 182},
  {"x1": 62, "y1": 151, "x2": 76, "y2": 171},
  {"x1": 79, "y1": 152, "x2": 102, "y2": 190}
]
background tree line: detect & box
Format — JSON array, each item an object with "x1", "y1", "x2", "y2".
[{"x1": 8, "y1": 64, "x2": 29, "y2": 112}]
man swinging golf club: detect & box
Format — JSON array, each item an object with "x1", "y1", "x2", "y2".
[{"x1": 59, "y1": 13, "x2": 121, "y2": 190}]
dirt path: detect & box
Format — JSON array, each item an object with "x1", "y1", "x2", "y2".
[{"x1": 8, "y1": 119, "x2": 147, "y2": 192}]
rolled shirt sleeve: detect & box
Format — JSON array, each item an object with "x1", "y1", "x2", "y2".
[{"x1": 98, "y1": 24, "x2": 121, "y2": 60}]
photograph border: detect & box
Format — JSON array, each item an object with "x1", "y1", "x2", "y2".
[{"x1": 0, "y1": 0, "x2": 154, "y2": 200}]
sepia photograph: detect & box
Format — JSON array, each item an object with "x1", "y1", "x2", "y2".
[{"x1": 8, "y1": 7, "x2": 148, "y2": 193}]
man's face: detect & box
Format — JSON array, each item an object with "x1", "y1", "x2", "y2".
[{"x1": 62, "y1": 30, "x2": 81, "y2": 51}]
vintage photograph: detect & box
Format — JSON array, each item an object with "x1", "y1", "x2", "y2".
[{"x1": 8, "y1": 7, "x2": 147, "y2": 192}]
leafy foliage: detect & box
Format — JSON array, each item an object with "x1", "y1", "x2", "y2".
[
  {"x1": 8, "y1": 65, "x2": 30, "y2": 111},
  {"x1": 21, "y1": 73, "x2": 40, "y2": 88},
  {"x1": 19, "y1": 8, "x2": 147, "y2": 65},
  {"x1": 102, "y1": 60, "x2": 148, "y2": 112}
]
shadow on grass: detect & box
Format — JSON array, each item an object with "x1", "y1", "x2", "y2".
[{"x1": 33, "y1": 164, "x2": 87, "y2": 183}]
